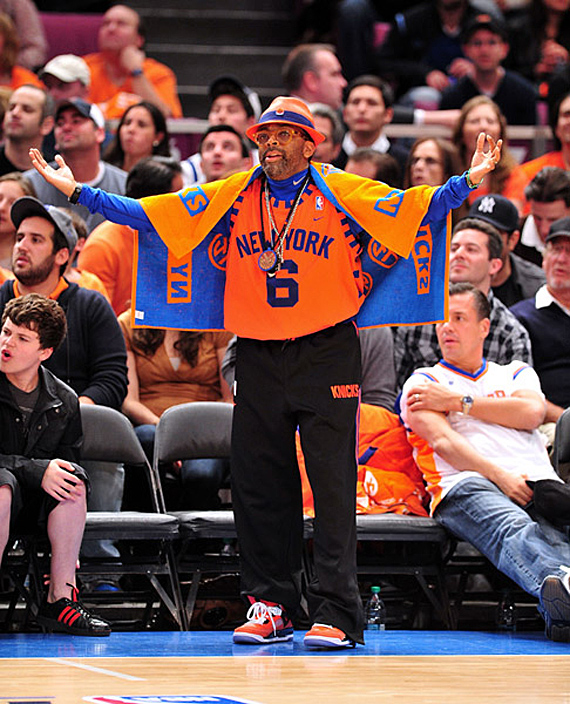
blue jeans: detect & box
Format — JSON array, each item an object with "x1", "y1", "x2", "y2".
[
  {"x1": 436, "y1": 476, "x2": 570, "y2": 598},
  {"x1": 134, "y1": 424, "x2": 229, "y2": 510}
]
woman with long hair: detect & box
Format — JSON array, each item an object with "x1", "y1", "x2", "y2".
[
  {"x1": 104, "y1": 101, "x2": 170, "y2": 172},
  {"x1": 0, "y1": 172, "x2": 35, "y2": 274},
  {"x1": 119, "y1": 320, "x2": 233, "y2": 510},
  {"x1": 403, "y1": 137, "x2": 461, "y2": 188}
]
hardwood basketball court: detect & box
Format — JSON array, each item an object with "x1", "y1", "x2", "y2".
[{"x1": 1, "y1": 630, "x2": 569, "y2": 703}]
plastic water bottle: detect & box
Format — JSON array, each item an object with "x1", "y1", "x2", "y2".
[
  {"x1": 496, "y1": 589, "x2": 517, "y2": 632},
  {"x1": 365, "y1": 585, "x2": 386, "y2": 631}
]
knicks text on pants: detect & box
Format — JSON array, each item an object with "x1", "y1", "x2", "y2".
[{"x1": 330, "y1": 383, "x2": 360, "y2": 399}]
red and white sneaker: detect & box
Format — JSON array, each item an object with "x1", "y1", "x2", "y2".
[
  {"x1": 304, "y1": 623, "x2": 355, "y2": 649},
  {"x1": 233, "y1": 600, "x2": 294, "y2": 644}
]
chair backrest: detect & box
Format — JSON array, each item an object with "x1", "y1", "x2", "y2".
[
  {"x1": 80, "y1": 404, "x2": 165, "y2": 511},
  {"x1": 553, "y1": 407, "x2": 570, "y2": 477},
  {"x1": 154, "y1": 402, "x2": 233, "y2": 466},
  {"x1": 40, "y1": 12, "x2": 102, "y2": 61}
]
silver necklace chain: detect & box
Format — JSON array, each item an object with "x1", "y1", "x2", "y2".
[{"x1": 263, "y1": 174, "x2": 309, "y2": 276}]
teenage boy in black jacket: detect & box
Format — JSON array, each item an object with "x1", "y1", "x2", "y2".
[{"x1": 0, "y1": 293, "x2": 110, "y2": 635}]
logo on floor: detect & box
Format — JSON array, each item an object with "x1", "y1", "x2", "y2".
[{"x1": 85, "y1": 697, "x2": 262, "y2": 703}]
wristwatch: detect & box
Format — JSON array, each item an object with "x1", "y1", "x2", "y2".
[
  {"x1": 68, "y1": 184, "x2": 82, "y2": 204},
  {"x1": 461, "y1": 395, "x2": 474, "y2": 415}
]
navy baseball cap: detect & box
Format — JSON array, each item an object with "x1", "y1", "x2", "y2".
[
  {"x1": 469, "y1": 195, "x2": 520, "y2": 234},
  {"x1": 209, "y1": 75, "x2": 262, "y2": 120},
  {"x1": 55, "y1": 97, "x2": 105, "y2": 129},
  {"x1": 462, "y1": 13, "x2": 509, "y2": 43}
]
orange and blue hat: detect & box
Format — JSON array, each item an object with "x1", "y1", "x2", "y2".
[{"x1": 246, "y1": 96, "x2": 326, "y2": 146}]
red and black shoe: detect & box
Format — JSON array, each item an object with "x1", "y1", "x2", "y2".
[{"x1": 36, "y1": 584, "x2": 111, "y2": 637}]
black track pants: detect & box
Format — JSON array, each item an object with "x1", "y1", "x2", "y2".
[{"x1": 231, "y1": 321, "x2": 364, "y2": 643}]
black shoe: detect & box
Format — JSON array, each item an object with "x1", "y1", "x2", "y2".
[
  {"x1": 36, "y1": 584, "x2": 111, "y2": 637},
  {"x1": 540, "y1": 574, "x2": 570, "y2": 643}
]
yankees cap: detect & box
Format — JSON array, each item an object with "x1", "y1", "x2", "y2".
[{"x1": 469, "y1": 194, "x2": 520, "y2": 234}]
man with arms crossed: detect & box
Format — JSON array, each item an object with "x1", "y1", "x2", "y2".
[{"x1": 401, "y1": 282, "x2": 570, "y2": 642}]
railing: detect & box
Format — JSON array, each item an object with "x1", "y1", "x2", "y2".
[{"x1": 108, "y1": 119, "x2": 554, "y2": 163}]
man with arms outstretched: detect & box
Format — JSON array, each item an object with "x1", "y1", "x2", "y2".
[{"x1": 28, "y1": 97, "x2": 500, "y2": 648}]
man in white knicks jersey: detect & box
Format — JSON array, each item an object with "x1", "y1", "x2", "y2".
[{"x1": 401, "y1": 281, "x2": 570, "y2": 642}]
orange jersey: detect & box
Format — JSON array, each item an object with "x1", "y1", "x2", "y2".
[
  {"x1": 299, "y1": 403, "x2": 429, "y2": 518},
  {"x1": 135, "y1": 164, "x2": 444, "y2": 336},
  {"x1": 83, "y1": 53, "x2": 183, "y2": 119},
  {"x1": 222, "y1": 178, "x2": 384, "y2": 339}
]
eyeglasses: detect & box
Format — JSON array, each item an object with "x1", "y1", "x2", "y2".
[
  {"x1": 546, "y1": 240, "x2": 570, "y2": 257},
  {"x1": 252, "y1": 127, "x2": 307, "y2": 146}
]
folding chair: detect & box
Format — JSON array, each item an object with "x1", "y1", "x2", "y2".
[
  {"x1": 79, "y1": 405, "x2": 187, "y2": 629},
  {"x1": 153, "y1": 402, "x2": 237, "y2": 624},
  {"x1": 354, "y1": 514, "x2": 456, "y2": 628}
]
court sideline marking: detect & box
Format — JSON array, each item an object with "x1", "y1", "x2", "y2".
[{"x1": 46, "y1": 657, "x2": 145, "y2": 681}]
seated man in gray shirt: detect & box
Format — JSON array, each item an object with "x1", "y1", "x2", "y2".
[{"x1": 25, "y1": 98, "x2": 126, "y2": 235}]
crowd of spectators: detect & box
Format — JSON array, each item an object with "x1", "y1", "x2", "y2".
[{"x1": 0, "y1": 0, "x2": 569, "y2": 639}]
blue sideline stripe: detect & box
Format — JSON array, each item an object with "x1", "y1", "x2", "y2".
[{"x1": 0, "y1": 630, "x2": 568, "y2": 659}]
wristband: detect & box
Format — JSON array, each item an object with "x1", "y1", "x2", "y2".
[
  {"x1": 69, "y1": 184, "x2": 82, "y2": 204},
  {"x1": 466, "y1": 169, "x2": 482, "y2": 190},
  {"x1": 130, "y1": 68, "x2": 143, "y2": 78}
]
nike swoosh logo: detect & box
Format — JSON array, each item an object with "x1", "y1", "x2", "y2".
[
  {"x1": 313, "y1": 216, "x2": 323, "y2": 221},
  {"x1": 293, "y1": 177, "x2": 303, "y2": 185}
]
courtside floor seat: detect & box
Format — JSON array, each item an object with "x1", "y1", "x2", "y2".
[{"x1": 154, "y1": 402, "x2": 455, "y2": 628}]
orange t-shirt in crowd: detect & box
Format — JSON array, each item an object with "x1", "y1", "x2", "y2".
[
  {"x1": 1, "y1": 65, "x2": 44, "y2": 91},
  {"x1": 83, "y1": 53, "x2": 183, "y2": 119},
  {"x1": 75, "y1": 269, "x2": 111, "y2": 302},
  {"x1": 503, "y1": 151, "x2": 565, "y2": 214},
  {"x1": 0, "y1": 267, "x2": 13, "y2": 285},
  {"x1": 78, "y1": 221, "x2": 134, "y2": 316}
]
